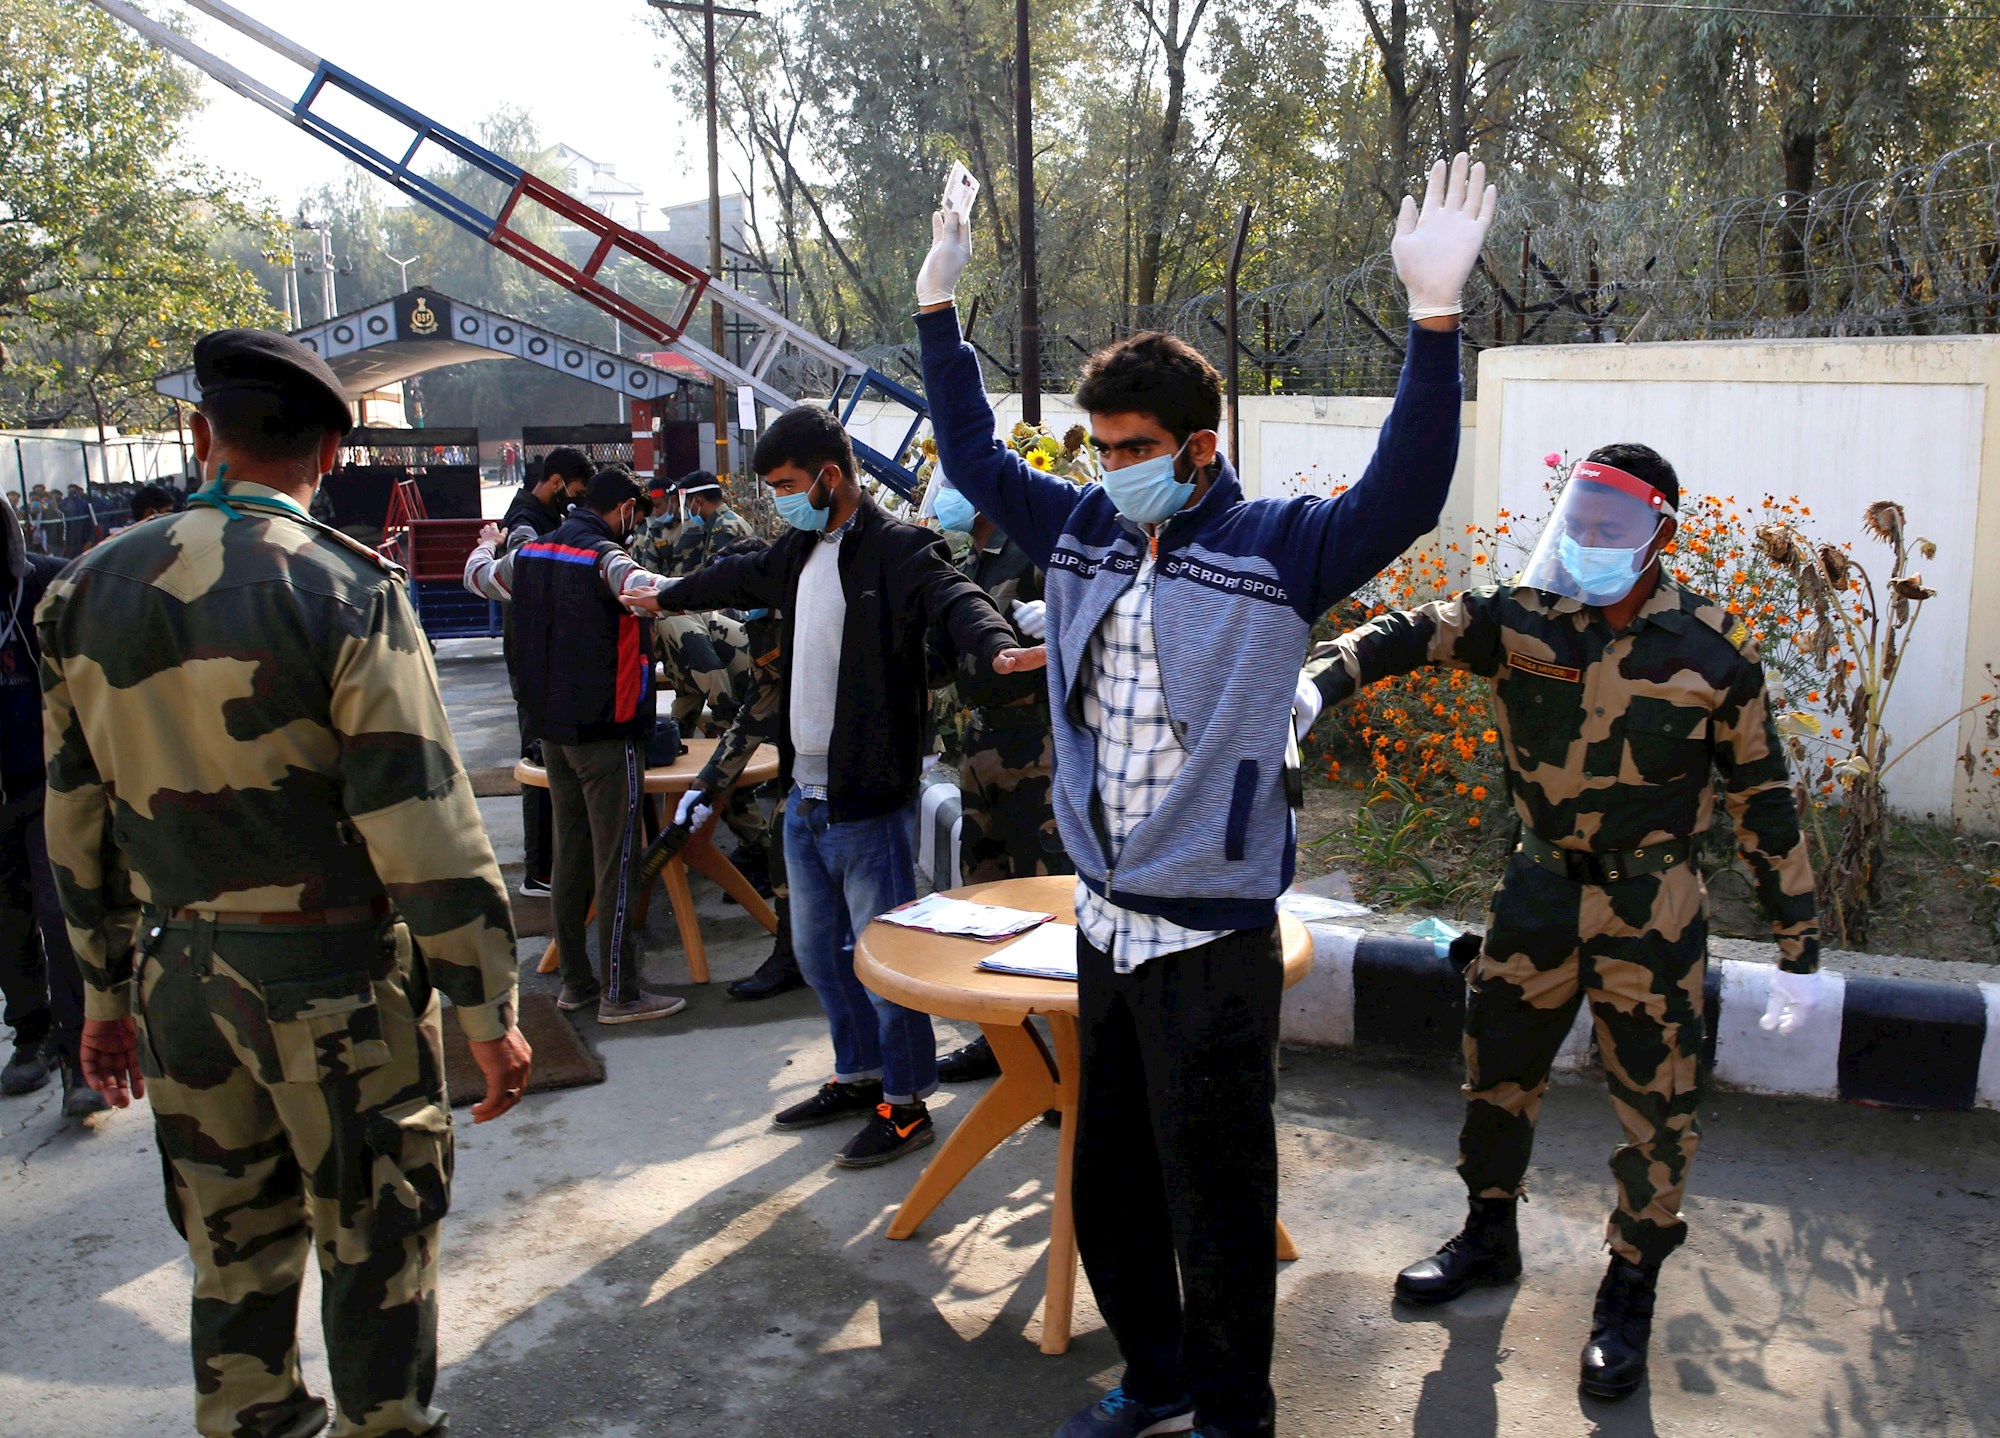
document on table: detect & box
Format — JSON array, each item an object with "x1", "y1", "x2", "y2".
[
  {"x1": 977, "y1": 922, "x2": 1079, "y2": 981},
  {"x1": 877, "y1": 893, "x2": 1054, "y2": 941}
]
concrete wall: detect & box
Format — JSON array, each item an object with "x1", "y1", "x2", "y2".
[{"x1": 1473, "y1": 337, "x2": 2000, "y2": 828}]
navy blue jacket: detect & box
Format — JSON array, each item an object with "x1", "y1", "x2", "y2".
[
  {"x1": 919, "y1": 308, "x2": 1463, "y2": 931},
  {"x1": 1, "y1": 498, "x2": 66, "y2": 794}
]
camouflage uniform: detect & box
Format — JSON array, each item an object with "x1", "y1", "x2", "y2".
[
  {"x1": 1305, "y1": 577, "x2": 1817, "y2": 1266},
  {"x1": 630, "y1": 511, "x2": 683, "y2": 574},
  {"x1": 664, "y1": 505, "x2": 754, "y2": 577},
  {"x1": 39, "y1": 480, "x2": 519, "y2": 1438},
  {"x1": 696, "y1": 614, "x2": 788, "y2": 925},
  {"x1": 655, "y1": 609, "x2": 766, "y2": 851},
  {"x1": 932, "y1": 530, "x2": 1069, "y2": 883}
]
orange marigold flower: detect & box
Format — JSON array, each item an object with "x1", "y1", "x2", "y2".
[
  {"x1": 1471, "y1": 785, "x2": 1488, "y2": 800},
  {"x1": 1467, "y1": 816, "x2": 1481, "y2": 827},
  {"x1": 1482, "y1": 729, "x2": 1498, "y2": 744}
]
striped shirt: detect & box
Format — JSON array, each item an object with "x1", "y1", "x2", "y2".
[{"x1": 1074, "y1": 547, "x2": 1229, "y2": 972}]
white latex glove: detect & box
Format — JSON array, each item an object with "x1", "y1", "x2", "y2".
[
  {"x1": 1292, "y1": 672, "x2": 1323, "y2": 741},
  {"x1": 1011, "y1": 598, "x2": 1047, "y2": 640},
  {"x1": 674, "y1": 789, "x2": 714, "y2": 832},
  {"x1": 1759, "y1": 968, "x2": 1826, "y2": 1037},
  {"x1": 1391, "y1": 153, "x2": 1499, "y2": 319},
  {"x1": 917, "y1": 210, "x2": 972, "y2": 307}
]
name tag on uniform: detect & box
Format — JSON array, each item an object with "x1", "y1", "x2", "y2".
[{"x1": 1507, "y1": 652, "x2": 1582, "y2": 683}]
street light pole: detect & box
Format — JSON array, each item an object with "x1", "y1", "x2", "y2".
[
  {"x1": 383, "y1": 248, "x2": 419, "y2": 292},
  {"x1": 1016, "y1": 0, "x2": 1039, "y2": 425}
]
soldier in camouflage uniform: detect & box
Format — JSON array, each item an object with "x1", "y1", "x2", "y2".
[
  {"x1": 658, "y1": 600, "x2": 802, "y2": 999},
  {"x1": 663, "y1": 471, "x2": 755, "y2": 576},
  {"x1": 1300, "y1": 443, "x2": 1821, "y2": 1401},
  {"x1": 44, "y1": 330, "x2": 531, "y2": 1438},
  {"x1": 927, "y1": 483, "x2": 1068, "y2": 1082},
  {"x1": 629, "y1": 483, "x2": 684, "y2": 574},
  {"x1": 653, "y1": 577, "x2": 773, "y2": 881}
]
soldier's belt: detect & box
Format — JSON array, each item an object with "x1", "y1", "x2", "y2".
[
  {"x1": 1517, "y1": 829, "x2": 1692, "y2": 885},
  {"x1": 161, "y1": 897, "x2": 390, "y2": 929}
]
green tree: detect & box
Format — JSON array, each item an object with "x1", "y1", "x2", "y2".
[{"x1": 0, "y1": 0, "x2": 283, "y2": 430}]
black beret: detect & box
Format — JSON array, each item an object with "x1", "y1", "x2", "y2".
[{"x1": 193, "y1": 329, "x2": 354, "y2": 437}]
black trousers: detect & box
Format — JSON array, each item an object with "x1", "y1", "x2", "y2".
[
  {"x1": 1073, "y1": 922, "x2": 1284, "y2": 1438},
  {"x1": 0, "y1": 789, "x2": 85, "y2": 1061},
  {"x1": 515, "y1": 702, "x2": 552, "y2": 885}
]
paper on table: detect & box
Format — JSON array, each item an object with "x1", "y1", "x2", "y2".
[
  {"x1": 977, "y1": 922, "x2": 1079, "y2": 981},
  {"x1": 877, "y1": 892, "x2": 1054, "y2": 941}
]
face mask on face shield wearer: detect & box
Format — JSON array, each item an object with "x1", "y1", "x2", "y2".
[
  {"x1": 1517, "y1": 459, "x2": 1676, "y2": 607},
  {"x1": 1099, "y1": 434, "x2": 1200, "y2": 525}
]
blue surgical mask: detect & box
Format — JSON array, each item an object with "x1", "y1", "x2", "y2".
[
  {"x1": 772, "y1": 471, "x2": 832, "y2": 532},
  {"x1": 1557, "y1": 533, "x2": 1651, "y2": 602},
  {"x1": 744, "y1": 608, "x2": 771, "y2": 621},
  {"x1": 932, "y1": 485, "x2": 976, "y2": 533},
  {"x1": 1099, "y1": 436, "x2": 1197, "y2": 525},
  {"x1": 686, "y1": 511, "x2": 708, "y2": 529}
]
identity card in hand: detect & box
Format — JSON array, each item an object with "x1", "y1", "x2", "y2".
[
  {"x1": 977, "y1": 923, "x2": 1079, "y2": 981},
  {"x1": 942, "y1": 161, "x2": 980, "y2": 220},
  {"x1": 879, "y1": 892, "x2": 1051, "y2": 941}
]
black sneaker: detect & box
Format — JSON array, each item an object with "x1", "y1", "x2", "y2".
[
  {"x1": 2, "y1": 1036, "x2": 52, "y2": 1096},
  {"x1": 937, "y1": 1035, "x2": 1000, "y2": 1083},
  {"x1": 556, "y1": 978, "x2": 604, "y2": 1011},
  {"x1": 834, "y1": 1101, "x2": 935, "y2": 1169},
  {"x1": 518, "y1": 876, "x2": 551, "y2": 898},
  {"x1": 773, "y1": 1078, "x2": 882, "y2": 1131}
]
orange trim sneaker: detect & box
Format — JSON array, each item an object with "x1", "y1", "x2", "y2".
[{"x1": 834, "y1": 1100, "x2": 936, "y2": 1169}]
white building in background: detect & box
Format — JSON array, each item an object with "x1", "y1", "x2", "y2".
[{"x1": 552, "y1": 144, "x2": 648, "y2": 229}]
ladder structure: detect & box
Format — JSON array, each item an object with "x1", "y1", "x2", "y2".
[{"x1": 88, "y1": 0, "x2": 930, "y2": 496}]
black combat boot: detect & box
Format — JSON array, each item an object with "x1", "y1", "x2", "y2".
[
  {"x1": 1394, "y1": 1197, "x2": 1522, "y2": 1305},
  {"x1": 1579, "y1": 1256, "x2": 1659, "y2": 1400},
  {"x1": 728, "y1": 899, "x2": 805, "y2": 1000},
  {"x1": 2, "y1": 1023, "x2": 52, "y2": 1097}
]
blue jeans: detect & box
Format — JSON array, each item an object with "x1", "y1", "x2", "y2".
[{"x1": 784, "y1": 789, "x2": 935, "y2": 1104}]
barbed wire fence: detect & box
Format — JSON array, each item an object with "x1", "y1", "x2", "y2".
[{"x1": 835, "y1": 140, "x2": 2000, "y2": 400}]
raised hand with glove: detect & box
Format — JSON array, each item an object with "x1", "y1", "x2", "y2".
[
  {"x1": 1010, "y1": 599, "x2": 1047, "y2": 641},
  {"x1": 1392, "y1": 152, "x2": 1498, "y2": 326},
  {"x1": 917, "y1": 209, "x2": 973, "y2": 310}
]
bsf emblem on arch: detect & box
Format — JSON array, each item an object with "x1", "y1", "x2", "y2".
[{"x1": 409, "y1": 298, "x2": 439, "y2": 336}]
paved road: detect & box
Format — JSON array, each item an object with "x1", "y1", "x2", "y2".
[
  {"x1": 3, "y1": 1007, "x2": 1995, "y2": 1437},
  {"x1": 4, "y1": 641, "x2": 1994, "y2": 1437}
]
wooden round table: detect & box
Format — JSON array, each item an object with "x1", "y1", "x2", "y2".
[
  {"x1": 516, "y1": 737, "x2": 780, "y2": 984},
  {"x1": 855, "y1": 873, "x2": 1313, "y2": 1355}
]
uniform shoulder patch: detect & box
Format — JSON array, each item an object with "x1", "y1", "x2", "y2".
[{"x1": 1682, "y1": 590, "x2": 1761, "y2": 660}]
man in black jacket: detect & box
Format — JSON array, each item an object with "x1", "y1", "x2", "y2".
[
  {"x1": 0, "y1": 491, "x2": 105, "y2": 1115},
  {"x1": 512, "y1": 467, "x2": 687, "y2": 1026},
  {"x1": 636, "y1": 408, "x2": 1041, "y2": 1167},
  {"x1": 498, "y1": 447, "x2": 591, "y2": 898}
]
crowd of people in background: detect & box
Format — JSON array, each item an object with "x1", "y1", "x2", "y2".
[{"x1": 5, "y1": 479, "x2": 184, "y2": 557}]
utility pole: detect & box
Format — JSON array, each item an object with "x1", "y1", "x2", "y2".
[
  {"x1": 1016, "y1": 0, "x2": 1039, "y2": 424},
  {"x1": 648, "y1": 0, "x2": 759, "y2": 477}
]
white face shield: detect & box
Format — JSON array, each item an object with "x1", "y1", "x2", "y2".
[{"x1": 1517, "y1": 460, "x2": 1677, "y2": 606}]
